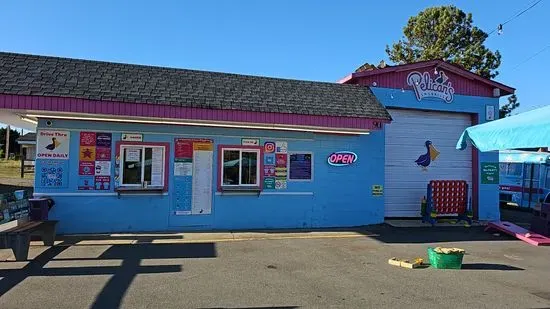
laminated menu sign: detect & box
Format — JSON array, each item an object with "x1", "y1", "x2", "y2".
[
  {"x1": 174, "y1": 162, "x2": 193, "y2": 176},
  {"x1": 289, "y1": 153, "x2": 312, "y2": 180},
  {"x1": 173, "y1": 138, "x2": 214, "y2": 215},
  {"x1": 151, "y1": 148, "x2": 164, "y2": 186},
  {"x1": 192, "y1": 150, "x2": 213, "y2": 215}
]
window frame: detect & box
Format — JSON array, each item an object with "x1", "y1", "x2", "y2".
[
  {"x1": 218, "y1": 145, "x2": 263, "y2": 191},
  {"x1": 116, "y1": 141, "x2": 170, "y2": 191},
  {"x1": 287, "y1": 151, "x2": 314, "y2": 182}
]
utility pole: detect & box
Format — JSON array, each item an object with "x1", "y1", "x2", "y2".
[{"x1": 5, "y1": 125, "x2": 10, "y2": 160}]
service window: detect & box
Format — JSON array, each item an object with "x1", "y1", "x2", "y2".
[
  {"x1": 120, "y1": 145, "x2": 166, "y2": 187},
  {"x1": 288, "y1": 152, "x2": 313, "y2": 181},
  {"x1": 220, "y1": 147, "x2": 261, "y2": 188}
]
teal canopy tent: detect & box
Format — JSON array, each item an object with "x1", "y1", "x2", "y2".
[{"x1": 456, "y1": 105, "x2": 550, "y2": 152}]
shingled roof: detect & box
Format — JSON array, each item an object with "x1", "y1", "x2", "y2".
[{"x1": 0, "y1": 52, "x2": 390, "y2": 120}]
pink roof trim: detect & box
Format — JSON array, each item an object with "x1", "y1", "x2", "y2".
[
  {"x1": 0, "y1": 94, "x2": 389, "y2": 131},
  {"x1": 340, "y1": 60, "x2": 515, "y2": 95}
]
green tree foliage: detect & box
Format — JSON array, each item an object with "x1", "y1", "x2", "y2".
[
  {"x1": 0, "y1": 127, "x2": 21, "y2": 156},
  {"x1": 500, "y1": 94, "x2": 520, "y2": 118},
  {"x1": 386, "y1": 6, "x2": 501, "y2": 79}
]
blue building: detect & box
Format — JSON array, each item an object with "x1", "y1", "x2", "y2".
[{"x1": 0, "y1": 53, "x2": 514, "y2": 233}]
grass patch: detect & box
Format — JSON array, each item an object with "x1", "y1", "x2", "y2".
[
  {"x1": 0, "y1": 159, "x2": 34, "y2": 179},
  {"x1": 0, "y1": 159, "x2": 21, "y2": 168}
]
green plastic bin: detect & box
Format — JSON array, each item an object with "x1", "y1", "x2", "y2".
[{"x1": 427, "y1": 247, "x2": 464, "y2": 269}]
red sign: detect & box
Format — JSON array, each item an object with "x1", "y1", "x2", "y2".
[
  {"x1": 276, "y1": 154, "x2": 287, "y2": 167},
  {"x1": 174, "y1": 138, "x2": 213, "y2": 161},
  {"x1": 175, "y1": 139, "x2": 193, "y2": 160},
  {"x1": 79, "y1": 161, "x2": 95, "y2": 175},
  {"x1": 95, "y1": 147, "x2": 111, "y2": 161},
  {"x1": 80, "y1": 132, "x2": 96, "y2": 146},
  {"x1": 328, "y1": 151, "x2": 357, "y2": 166}
]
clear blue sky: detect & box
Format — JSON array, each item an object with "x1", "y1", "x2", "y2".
[{"x1": 1, "y1": 0, "x2": 548, "y2": 126}]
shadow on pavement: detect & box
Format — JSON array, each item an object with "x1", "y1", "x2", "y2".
[
  {"x1": 461, "y1": 263, "x2": 524, "y2": 271},
  {"x1": 361, "y1": 225, "x2": 512, "y2": 244},
  {"x1": 56, "y1": 233, "x2": 184, "y2": 244},
  {"x1": 0, "y1": 235, "x2": 217, "y2": 309}
]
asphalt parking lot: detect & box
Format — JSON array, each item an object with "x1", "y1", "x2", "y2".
[{"x1": 1, "y1": 225, "x2": 549, "y2": 309}]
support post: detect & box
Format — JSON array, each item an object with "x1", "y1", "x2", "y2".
[{"x1": 5, "y1": 125, "x2": 9, "y2": 160}]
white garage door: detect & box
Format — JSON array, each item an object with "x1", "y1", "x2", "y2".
[{"x1": 385, "y1": 109, "x2": 472, "y2": 217}]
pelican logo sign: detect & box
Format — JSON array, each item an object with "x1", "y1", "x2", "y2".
[
  {"x1": 328, "y1": 151, "x2": 357, "y2": 167},
  {"x1": 407, "y1": 70, "x2": 455, "y2": 103},
  {"x1": 36, "y1": 130, "x2": 70, "y2": 159}
]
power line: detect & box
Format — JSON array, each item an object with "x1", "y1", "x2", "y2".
[
  {"x1": 486, "y1": 0, "x2": 544, "y2": 35},
  {"x1": 510, "y1": 43, "x2": 550, "y2": 70},
  {"x1": 460, "y1": 0, "x2": 544, "y2": 66}
]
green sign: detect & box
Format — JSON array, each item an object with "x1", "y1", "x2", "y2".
[
  {"x1": 372, "y1": 185, "x2": 384, "y2": 196},
  {"x1": 264, "y1": 177, "x2": 276, "y2": 189},
  {"x1": 481, "y1": 163, "x2": 499, "y2": 184}
]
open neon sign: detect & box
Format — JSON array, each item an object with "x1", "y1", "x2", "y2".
[{"x1": 327, "y1": 151, "x2": 357, "y2": 166}]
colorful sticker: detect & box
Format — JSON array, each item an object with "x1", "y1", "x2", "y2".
[
  {"x1": 275, "y1": 167, "x2": 288, "y2": 179},
  {"x1": 114, "y1": 154, "x2": 120, "y2": 188},
  {"x1": 80, "y1": 132, "x2": 96, "y2": 146},
  {"x1": 95, "y1": 161, "x2": 111, "y2": 176},
  {"x1": 79, "y1": 146, "x2": 96, "y2": 161},
  {"x1": 264, "y1": 154, "x2": 275, "y2": 165},
  {"x1": 79, "y1": 161, "x2": 95, "y2": 175},
  {"x1": 264, "y1": 165, "x2": 275, "y2": 177},
  {"x1": 275, "y1": 141, "x2": 288, "y2": 153},
  {"x1": 78, "y1": 176, "x2": 95, "y2": 190},
  {"x1": 275, "y1": 179, "x2": 287, "y2": 190},
  {"x1": 94, "y1": 176, "x2": 111, "y2": 190},
  {"x1": 264, "y1": 177, "x2": 276, "y2": 189},
  {"x1": 95, "y1": 147, "x2": 111, "y2": 161},
  {"x1": 276, "y1": 153, "x2": 288, "y2": 167},
  {"x1": 96, "y1": 133, "x2": 112, "y2": 147},
  {"x1": 264, "y1": 142, "x2": 276, "y2": 153}
]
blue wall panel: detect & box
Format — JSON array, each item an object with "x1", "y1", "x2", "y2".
[{"x1": 35, "y1": 119, "x2": 385, "y2": 233}]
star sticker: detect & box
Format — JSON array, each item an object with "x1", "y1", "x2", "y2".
[{"x1": 82, "y1": 148, "x2": 93, "y2": 158}]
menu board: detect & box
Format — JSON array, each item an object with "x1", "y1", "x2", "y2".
[
  {"x1": 289, "y1": 153, "x2": 312, "y2": 180},
  {"x1": 173, "y1": 138, "x2": 213, "y2": 215},
  {"x1": 192, "y1": 150, "x2": 213, "y2": 215}
]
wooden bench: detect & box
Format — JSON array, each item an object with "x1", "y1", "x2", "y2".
[
  {"x1": 0, "y1": 219, "x2": 58, "y2": 261},
  {"x1": 0, "y1": 192, "x2": 58, "y2": 261}
]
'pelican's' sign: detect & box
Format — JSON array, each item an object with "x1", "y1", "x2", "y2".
[
  {"x1": 328, "y1": 151, "x2": 357, "y2": 166},
  {"x1": 407, "y1": 70, "x2": 455, "y2": 103}
]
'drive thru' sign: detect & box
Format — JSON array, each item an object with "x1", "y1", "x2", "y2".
[{"x1": 327, "y1": 151, "x2": 357, "y2": 166}]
